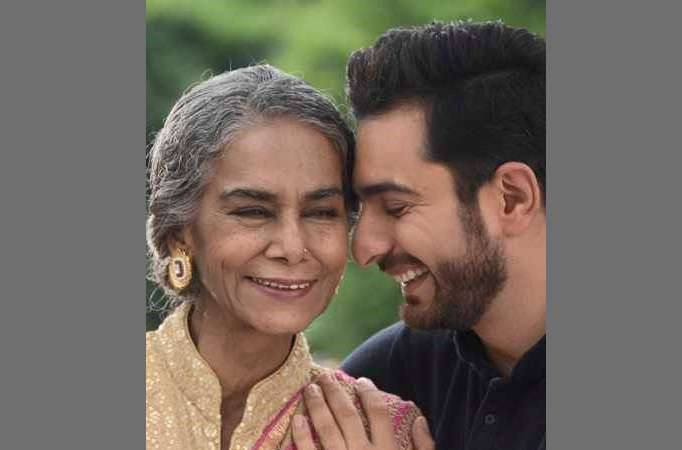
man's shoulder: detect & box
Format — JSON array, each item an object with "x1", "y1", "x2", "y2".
[
  {"x1": 340, "y1": 322, "x2": 455, "y2": 388},
  {"x1": 346, "y1": 322, "x2": 455, "y2": 358}
]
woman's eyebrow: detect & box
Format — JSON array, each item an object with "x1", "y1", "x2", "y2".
[
  {"x1": 304, "y1": 187, "x2": 343, "y2": 201},
  {"x1": 219, "y1": 188, "x2": 276, "y2": 202},
  {"x1": 219, "y1": 187, "x2": 342, "y2": 203}
]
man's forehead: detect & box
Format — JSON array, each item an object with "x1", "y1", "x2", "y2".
[
  {"x1": 357, "y1": 105, "x2": 425, "y2": 140},
  {"x1": 356, "y1": 109, "x2": 426, "y2": 164},
  {"x1": 353, "y1": 124, "x2": 456, "y2": 200},
  {"x1": 354, "y1": 106, "x2": 430, "y2": 190}
]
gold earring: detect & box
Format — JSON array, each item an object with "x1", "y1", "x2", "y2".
[{"x1": 168, "y1": 248, "x2": 192, "y2": 291}]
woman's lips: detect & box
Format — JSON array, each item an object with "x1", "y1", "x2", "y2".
[{"x1": 244, "y1": 276, "x2": 316, "y2": 299}]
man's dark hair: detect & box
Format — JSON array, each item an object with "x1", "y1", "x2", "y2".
[{"x1": 346, "y1": 20, "x2": 545, "y2": 206}]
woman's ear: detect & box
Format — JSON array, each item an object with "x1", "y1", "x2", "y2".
[
  {"x1": 487, "y1": 162, "x2": 543, "y2": 237},
  {"x1": 166, "y1": 227, "x2": 194, "y2": 256}
]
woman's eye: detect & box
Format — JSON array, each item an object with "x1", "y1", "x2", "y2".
[
  {"x1": 306, "y1": 209, "x2": 339, "y2": 220},
  {"x1": 230, "y1": 208, "x2": 273, "y2": 219}
]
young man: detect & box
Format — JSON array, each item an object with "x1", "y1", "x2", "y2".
[{"x1": 292, "y1": 21, "x2": 546, "y2": 450}]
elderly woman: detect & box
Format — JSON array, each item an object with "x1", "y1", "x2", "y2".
[{"x1": 146, "y1": 65, "x2": 420, "y2": 450}]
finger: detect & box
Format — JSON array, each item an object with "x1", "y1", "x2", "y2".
[
  {"x1": 303, "y1": 383, "x2": 345, "y2": 450},
  {"x1": 291, "y1": 414, "x2": 317, "y2": 450},
  {"x1": 411, "y1": 416, "x2": 435, "y2": 450},
  {"x1": 354, "y1": 378, "x2": 397, "y2": 449},
  {"x1": 316, "y1": 371, "x2": 368, "y2": 447}
]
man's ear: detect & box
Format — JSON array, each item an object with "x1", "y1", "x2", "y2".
[{"x1": 484, "y1": 162, "x2": 543, "y2": 237}]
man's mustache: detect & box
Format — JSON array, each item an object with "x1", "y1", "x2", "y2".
[{"x1": 378, "y1": 253, "x2": 423, "y2": 272}]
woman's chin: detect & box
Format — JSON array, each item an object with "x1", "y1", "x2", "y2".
[
  {"x1": 239, "y1": 291, "x2": 332, "y2": 335},
  {"x1": 252, "y1": 320, "x2": 310, "y2": 337},
  {"x1": 244, "y1": 309, "x2": 319, "y2": 336}
]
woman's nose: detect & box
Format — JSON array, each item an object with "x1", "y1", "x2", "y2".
[{"x1": 264, "y1": 217, "x2": 307, "y2": 264}]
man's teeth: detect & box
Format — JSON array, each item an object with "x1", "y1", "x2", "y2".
[
  {"x1": 393, "y1": 266, "x2": 428, "y2": 285},
  {"x1": 249, "y1": 277, "x2": 311, "y2": 290}
]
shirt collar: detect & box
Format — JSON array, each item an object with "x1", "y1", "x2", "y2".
[
  {"x1": 454, "y1": 330, "x2": 546, "y2": 385},
  {"x1": 154, "y1": 302, "x2": 314, "y2": 447}
]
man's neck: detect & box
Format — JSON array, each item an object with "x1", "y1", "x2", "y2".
[{"x1": 473, "y1": 272, "x2": 546, "y2": 378}]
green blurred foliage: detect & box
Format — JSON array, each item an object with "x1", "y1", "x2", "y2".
[{"x1": 146, "y1": 0, "x2": 546, "y2": 360}]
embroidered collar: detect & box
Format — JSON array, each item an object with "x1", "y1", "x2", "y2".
[{"x1": 154, "y1": 302, "x2": 314, "y2": 449}]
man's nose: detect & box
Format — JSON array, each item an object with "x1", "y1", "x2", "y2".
[{"x1": 351, "y1": 211, "x2": 393, "y2": 267}]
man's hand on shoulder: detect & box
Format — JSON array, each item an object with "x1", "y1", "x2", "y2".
[{"x1": 291, "y1": 372, "x2": 435, "y2": 450}]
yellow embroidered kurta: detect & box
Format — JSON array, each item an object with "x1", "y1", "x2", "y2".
[{"x1": 146, "y1": 302, "x2": 420, "y2": 450}]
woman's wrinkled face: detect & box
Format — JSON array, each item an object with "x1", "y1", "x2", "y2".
[{"x1": 180, "y1": 118, "x2": 348, "y2": 336}]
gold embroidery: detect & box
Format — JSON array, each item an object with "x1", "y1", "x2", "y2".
[
  {"x1": 146, "y1": 302, "x2": 421, "y2": 450},
  {"x1": 147, "y1": 303, "x2": 313, "y2": 450}
]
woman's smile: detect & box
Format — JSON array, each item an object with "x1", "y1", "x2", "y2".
[{"x1": 244, "y1": 275, "x2": 317, "y2": 299}]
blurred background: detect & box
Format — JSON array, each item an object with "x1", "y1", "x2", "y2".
[{"x1": 146, "y1": 0, "x2": 546, "y2": 365}]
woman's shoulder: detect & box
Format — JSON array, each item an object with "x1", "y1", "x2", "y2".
[
  {"x1": 146, "y1": 327, "x2": 175, "y2": 392},
  {"x1": 145, "y1": 304, "x2": 189, "y2": 367},
  {"x1": 146, "y1": 329, "x2": 163, "y2": 367},
  {"x1": 146, "y1": 330, "x2": 167, "y2": 388}
]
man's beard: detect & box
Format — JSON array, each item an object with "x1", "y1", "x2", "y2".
[{"x1": 400, "y1": 203, "x2": 508, "y2": 331}]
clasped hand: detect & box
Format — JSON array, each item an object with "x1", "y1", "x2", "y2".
[{"x1": 291, "y1": 372, "x2": 435, "y2": 450}]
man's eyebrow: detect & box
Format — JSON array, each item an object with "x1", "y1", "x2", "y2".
[
  {"x1": 355, "y1": 181, "x2": 417, "y2": 199},
  {"x1": 218, "y1": 188, "x2": 275, "y2": 202},
  {"x1": 304, "y1": 187, "x2": 343, "y2": 201}
]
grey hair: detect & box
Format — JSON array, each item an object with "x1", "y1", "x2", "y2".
[{"x1": 146, "y1": 64, "x2": 355, "y2": 307}]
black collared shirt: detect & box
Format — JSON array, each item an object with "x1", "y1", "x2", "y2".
[{"x1": 341, "y1": 323, "x2": 545, "y2": 450}]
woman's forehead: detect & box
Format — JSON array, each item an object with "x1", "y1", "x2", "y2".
[
  {"x1": 212, "y1": 147, "x2": 341, "y2": 185},
  {"x1": 213, "y1": 123, "x2": 340, "y2": 177}
]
